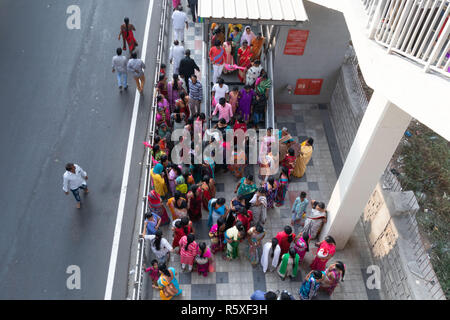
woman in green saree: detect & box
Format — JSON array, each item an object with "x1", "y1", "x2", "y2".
[
  {"x1": 234, "y1": 174, "x2": 258, "y2": 203},
  {"x1": 277, "y1": 247, "x2": 300, "y2": 280},
  {"x1": 256, "y1": 73, "x2": 272, "y2": 98},
  {"x1": 224, "y1": 221, "x2": 246, "y2": 260}
]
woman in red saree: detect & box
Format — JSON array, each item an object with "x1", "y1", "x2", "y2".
[
  {"x1": 237, "y1": 40, "x2": 252, "y2": 83},
  {"x1": 171, "y1": 216, "x2": 194, "y2": 249},
  {"x1": 119, "y1": 17, "x2": 138, "y2": 52},
  {"x1": 187, "y1": 184, "x2": 203, "y2": 222},
  {"x1": 310, "y1": 236, "x2": 336, "y2": 271},
  {"x1": 201, "y1": 175, "x2": 213, "y2": 211}
]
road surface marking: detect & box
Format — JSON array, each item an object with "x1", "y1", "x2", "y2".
[{"x1": 104, "y1": 0, "x2": 154, "y2": 300}]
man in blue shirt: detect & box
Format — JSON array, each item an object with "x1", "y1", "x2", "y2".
[
  {"x1": 291, "y1": 191, "x2": 309, "y2": 234},
  {"x1": 250, "y1": 290, "x2": 277, "y2": 300}
]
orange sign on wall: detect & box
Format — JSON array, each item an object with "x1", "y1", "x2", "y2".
[
  {"x1": 294, "y1": 79, "x2": 324, "y2": 95},
  {"x1": 284, "y1": 29, "x2": 309, "y2": 56}
]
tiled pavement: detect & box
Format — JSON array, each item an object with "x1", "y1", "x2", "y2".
[
  {"x1": 144, "y1": 1, "x2": 382, "y2": 300},
  {"x1": 144, "y1": 103, "x2": 382, "y2": 300}
]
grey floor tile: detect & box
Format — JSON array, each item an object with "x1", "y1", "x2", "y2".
[
  {"x1": 280, "y1": 208, "x2": 292, "y2": 218},
  {"x1": 216, "y1": 272, "x2": 229, "y2": 284},
  {"x1": 308, "y1": 182, "x2": 320, "y2": 191},
  {"x1": 252, "y1": 268, "x2": 267, "y2": 292},
  {"x1": 179, "y1": 272, "x2": 192, "y2": 285},
  {"x1": 215, "y1": 182, "x2": 225, "y2": 192},
  {"x1": 192, "y1": 219, "x2": 210, "y2": 240},
  {"x1": 191, "y1": 284, "x2": 217, "y2": 300}
]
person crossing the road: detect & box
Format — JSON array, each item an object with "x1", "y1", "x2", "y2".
[
  {"x1": 127, "y1": 52, "x2": 146, "y2": 94},
  {"x1": 112, "y1": 47, "x2": 128, "y2": 91},
  {"x1": 62, "y1": 163, "x2": 89, "y2": 209}
]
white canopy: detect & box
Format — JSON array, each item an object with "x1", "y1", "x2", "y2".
[{"x1": 198, "y1": 0, "x2": 309, "y2": 25}]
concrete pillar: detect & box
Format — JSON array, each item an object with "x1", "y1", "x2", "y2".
[{"x1": 320, "y1": 91, "x2": 412, "y2": 249}]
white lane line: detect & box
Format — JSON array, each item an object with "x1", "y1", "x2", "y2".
[{"x1": 104, "y1": 0, "x2": 154, "y2": 300}]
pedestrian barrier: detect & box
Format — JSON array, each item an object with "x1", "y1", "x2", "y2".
[{"x1": 132, "y1": 0, "x2": 170, "y2": 301}]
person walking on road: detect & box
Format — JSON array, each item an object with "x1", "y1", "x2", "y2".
[
  {"x1": 63, "y1": 163, "x2": 89, "y2": 209},
  {"x1": 127, "y1": 52, "x2": 146, "y2": 94},
  {"x1": 188, "y1": 74, "x2": 202, "y2": 115},
  {"x1": 112, "y1": 47, "x2": 128, "y2": 92},
  {"x1": 209, "y1": 39, "x2": 227, "y2": 85},
  {"x1": 179, "y1": 49, "x2": 200, "y2": 94},
  {"x1": 119, "y1": 17, "x2": 138, "y2": 53},
  {"x1": 169, "y1": 40, "x2": 185, "y2": 75},
  {"x1": 172, "y1": 6, "x2": 188, "y2": 43}
]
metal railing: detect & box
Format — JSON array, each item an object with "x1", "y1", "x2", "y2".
[
  {"x1": 131, "y1": 0, "x2": 170, "y2": 300},
  {"x1": 361, "y1": 0, "x2": 450, "y2": 78},
  {"x1": 381, "y1": 164, "x2": 446, "y2": 300}
]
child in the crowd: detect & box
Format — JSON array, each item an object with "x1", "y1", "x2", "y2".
[{"x1": 144, "y1": 259, "x2": 160, "y2": 289}]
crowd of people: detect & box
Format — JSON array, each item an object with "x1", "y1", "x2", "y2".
[{"x1": 130, "y1": 2, "x2": 347, "y2": 301}]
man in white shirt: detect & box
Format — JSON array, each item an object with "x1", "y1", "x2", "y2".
[
  {"x1": 127, "y1": 51, "x2": 146, "y2": 94},
  {"x1": 169, "y1": 40, "x2": 185, "y2": 75},
  {"x1": 112, "y1": 47, "x2": 128, "y2": 91},
  {"x1": 172, "y1": 6, "x2": 188, "y2": 43},
  {"x1": 63, "y1": 163, "x2": 88, "y2": 209},
  {"x1": 211, "y1": 78, "x2": 229, "y2": 103}
]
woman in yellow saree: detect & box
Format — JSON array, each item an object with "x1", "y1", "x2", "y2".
[
  {"x1": 293, "y1": 138, "x2": 314, "y2": 178},
  {"x1": 151, "y1": 163, "x2": 168, "y2": 197}
]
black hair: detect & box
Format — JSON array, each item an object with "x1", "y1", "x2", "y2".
[
  {"x1": 312, "y1": 270, "x2": 324, "y2": 280},
  {"x1": 268, "y1": 177, "x2": 275, "y2": 187},
  {"x1": 307, "y1": 137, "x2": 314, "y2": 146},
  {"x1": 218, "y1": 78, "x2": 225, "y2": 84},
  {"x1": 289, "y1": 247, "x2": 296, "y2": 258},
  {"x1": 264, "y1": 291, "x2": 277, "y2": 300},
  {"x1": 160, "y1": 155, "x2": 168, "y2": 163},
  {"x1": 325, "y1": 235, "x2": 336, "y2": 245},
  {"x1": 65, "y1": 163, "x2": 74, "y2": 171},
  {"x1": 202, "y1": 175, "x2": 210, "y2": 183},
  {"x1": 284, "y1": 226, "x2": 293, "y2": 243},
  {"x1": 160, "y1": 63, "x2": 166, "y2": 69},
  {"x1": 219, "y1": 97, "x2": 226, "y2": 105},
  {"x1": 174, "y1": 190, "x2": 182, "y2": 201},
  {"x1": 185, "y1": 233, "x2": 195, "y2": 251},
  {"x1": 131, "y1": 52, "x2": 138, "y2": 59},
  {"x1": 300, "y1": 191, "x2": 307, "y2": 198},
  {"x1": 199, "y1": 242, "x2": 207, "y2": 257},
  {"x1": 335, "y1": 261, "x2": 346, "y2": 281},
  {"x1": 217, "y1": 197, "x2": 226, "y2": 206},
  {"x1": 185, "y1": 49, "x2": 191, "y2": 56},
  {"x1": 174, "y1": 40, "x2": 179, "y2": 46},
  {"x1": 246, "y1": 174, "x2": 254, "y2": 182},
  {"x1": 124, "y1": 17, "x2": 130, "y2": 37},
  {"x1": 153, "y1": 229, "x2": 162, "y2": 251},
  {"x1": 280, "y1": 291, "x2": 291, "y2": 300},
  {"x1": 280, "y1": 167, "x2": 289, "y2": 178},
  {"x1": 262, "y1": 73, "x2": 268, "y2": 80},
  {"x1": 318, "y1": 202, "x2": 326, "y2": 210},
  {"x1": 191, "y1": 74, "x2": 197, "y2": 80},
  {"x1": 116, "y1": 47, "x2": 122, "y2": 55},
  {"x1": 153, "y1": 144, "x2": 160, "y2": 153},
  {"x1": 159, "y1": 74, "x2": 165, "y2": 82},
  {"x1": 151, "y1": 259, "x2": 158, "y2": 266},
  {"x1": 232, "y1": 86, "x2": 239, "y2": 92},
  {"x1": 158, "y1": 262, "x2": 171, "y2": 277},
  {"x1": 255, "y1": 223, "x2": 264, "y2": 233},
  {"x1": 172, "y1": 74, "x2": 180, "y2": 91},
  {"x1": 144, "y1": 212, "x2": 152, "y2": 220},
  {"x1": 215, "y1": 39, "x2": 221, "y2": 47},
  {"x1": 270, "y1": 238, "x2": 278, "y2": 259},
  {"x1": 258, "y1": 187, "x2": 266, "y2": 194},
  {"x1": 288, "y1": 148, "x2": 295, "y2": 156},
  {"x1": 244, "y1": 84, "x2": 251, "y2": 90},
  {"x1": 180, "y1": 91, "x2": 187, "y2": 100},
  {"x1": 217, "y1": 216, "x2": 225, "y2": 228},
  {"x1": 302, "y1": 233, "x2": 310, "y2": 252}
]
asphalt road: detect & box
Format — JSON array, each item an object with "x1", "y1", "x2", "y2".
[{"x1": 0, "y1": 0, "x2": 161, "y2": 299}]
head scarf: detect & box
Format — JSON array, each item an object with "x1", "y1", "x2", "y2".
[{"x1": 153, "y1": 163, "x2": 164, "y2": 175}]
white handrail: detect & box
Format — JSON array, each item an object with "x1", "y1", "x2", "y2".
[
  {"x1": 132, "y1": 0, "x2": 169, "y2": 300},
  {"x1": 361, "y1": 0, "x2": 450, "y2": 78}
]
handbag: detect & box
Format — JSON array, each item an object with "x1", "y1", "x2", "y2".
[{"x1": 163, "y1": 282, "x2": 178, "y2": 297}]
